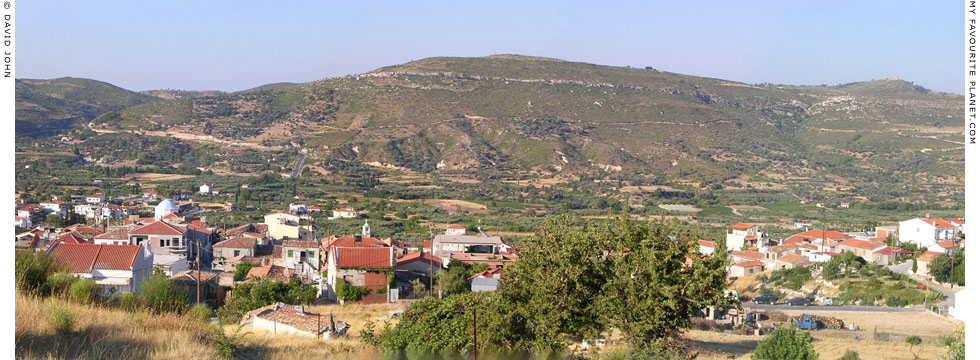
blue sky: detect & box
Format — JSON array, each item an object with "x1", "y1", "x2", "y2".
[{"x1": 17, "y1": 1, "x2": 963, "y2": 93}]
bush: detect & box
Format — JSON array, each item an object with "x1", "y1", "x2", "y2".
[
  {"x1": 139, "y1": 273, "x2": 189, "y2": 314},
  {"x1": 118, "y1": 292, "x2": 141, "y2": 312},
  {"x1": 68, "y1": 278, "x2": 101, "y2": 305},
  {"x1": 751, "y1": 326, "x2": 817, "y2": 360},
  {"x1": 188, "y1": 304, "x2": 214, "y2": 323},
  {"x1": 210, "y1": 324, "x2": 250, "y2": 359},
  {"x1": 47, "y1": 301, "x2": 76, "y2": 334},
  {"x1": 15, "y1": 250, "x2": 54, "y2": 295},
  {"x1": 48, "y1": 272, "x2": 77, "y2": 298},
  {"x1": 838, "y1": 349, "x2": 859, "y2": 360}
]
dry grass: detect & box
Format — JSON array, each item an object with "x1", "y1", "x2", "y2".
[
  {"x1": 16, "y1": 293, "x2": 218, "y2": 359},
  {"x1": 302, "y1": 302, "x2": 407, "y2": 337},
  {"x1": 685, "y1": 310, "x2": 961, "y2": 360},
  {"x1": 16, "y1": 292, "x2": 388, "y2": 359}
]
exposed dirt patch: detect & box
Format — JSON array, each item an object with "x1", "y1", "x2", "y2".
[
  {"x1": 124, "y1": 173, "x2": 197, "y2": 181},
  {"x1": 423, "y1": 199, "x2": 488, "y2": 214}
]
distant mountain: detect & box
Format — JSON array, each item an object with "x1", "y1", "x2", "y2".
[
  {"x1": 15, "y1": 77, "x2": 159, "y2": 136},
  {"x1": 140, "y1": 89, "x2": 227, "y2": 100},
  {"x1": 234, "y1": 82, "x2": 299, "y2": 94},
  {"x1": 23, "y1": 56, "x2": 963, "y2": 201}
]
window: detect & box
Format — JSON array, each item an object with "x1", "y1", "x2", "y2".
[
  {"x1": 234, "y1": 250, "x2": 240, "y2": 257},
  {"x1": 288, "y1": 250, "x2": 294, "y2": 258},
  {"x1": 160, "y1": 239, "x2": 165, "y2": 248}
]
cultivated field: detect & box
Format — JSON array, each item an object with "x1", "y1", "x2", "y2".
[
  {"x1": 124, "y1": 173, "x2": 197, "y2": 181},
  {"x1": 423, "y1": 199, "x2": 488, "y2": 214}
]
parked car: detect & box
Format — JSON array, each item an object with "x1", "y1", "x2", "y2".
[
  {"x1": 752, "y1": 294, "x2": 779, "y2": 304},
  {"x1": 784, "y1": 297, "x2": 811, "y2": 306}
]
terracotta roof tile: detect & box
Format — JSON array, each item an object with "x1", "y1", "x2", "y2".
[
  {"x1": 47, "y1": 243, "x2": 140, "y2": 272},
  {"x1": 334, "y1": 247, "x2": 393, "y2": 268},
  {"x1": 730, "y1": 223, "x2": 754, "y2": 230},
  {"x1": 733, "y1": 260, "x2": 764, "y2": 268},
  {"x1": 131, "y1": 221, "x2": 185, "y2": 236},
  {"x1": 397, "y1": 251, "x2": 442, "y2": 267},
  {"x1": 214, "y1": 237, "x2": 256, "y2": 249}
]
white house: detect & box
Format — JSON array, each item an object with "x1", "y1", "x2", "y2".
[
  {"x1": 15, "y1": 216, "x2": 32, "y2": 229},
  {"x1": 288, "y1": 203, "x2": 308, "y2": 214},
  {"x1": 86, "y1": 193, "x2": 106, "y2": 204},
  {"x1": 199, "y1": 184, "x2": 213, "y2": 194},
  {"x1": 45, "y1": 242, "x2": 153, "y2": 296},
  {"x1": 898, "y1": 218, "x2": 958, "y2": 248},
  {"x1": 40, "y1": 200, "x2": 66, "y2": 216},
  {"x1": 725, "y1": 223, "x2": 764, "y2": 251},
  {"x1": 697, "y1": 240, "x2": 717, "y2": 256},
  {"x1": 445, "y1": 224, "x2": 466, "y2": 236},
  {"x1": 332, "y1": 207, "x2": 358, "y2": 219},
  {"x1": 839, "y1": 202, "x2": 850, "y2": 209}
]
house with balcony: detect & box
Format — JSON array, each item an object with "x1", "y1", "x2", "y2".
[
  {"x1": 281, "y1": 240, "x2": 320, "y2": 280},
  {"x1": 129, "y1": 221, "x2": 190, "y2": 272},
  {"x1": 725, "y1": 223, "x2": 765, "y2": 251},
  {"x1": 264, "y1": 212, "x2": 313, "y2": 240},
  {"x1": 899, "y1": 218, "x2": 958, "y2": 249}
]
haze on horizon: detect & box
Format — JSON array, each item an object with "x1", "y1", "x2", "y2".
[{"x1": 17, "y1": 1, "x2": 963, "y2": 94}]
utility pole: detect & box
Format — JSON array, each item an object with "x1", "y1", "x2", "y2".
[
  {"x1": 472, "y1": 308, "x2": 478, "y2": 360},
  {"x1": 196, "y1": 239, "x2": 201, "y2": 305}
]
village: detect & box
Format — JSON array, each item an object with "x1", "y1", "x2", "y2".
[{"x1": 12, "y1": 181, "x2": 966, "y2": 353}]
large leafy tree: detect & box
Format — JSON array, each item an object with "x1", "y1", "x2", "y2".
[
  {"x1": 600, "y1": 215, "x2": 733, "y2": 348},
  {"x1": 496, "y1": 215, "x2": 610, "y2": 352},
  {"x1": 929, "y1": 249, "x2": 965, "y2": 286}
]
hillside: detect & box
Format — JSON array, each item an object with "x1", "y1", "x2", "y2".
[
  {"x1": 21, "y1": 55, "x2": 964, "y2": 202},
  {"x1": 15, "y1": 78, "x2": 160, "y2": 136},
  {"x1": 140, "y1": 89, "x2": 228, "y2": 100}
]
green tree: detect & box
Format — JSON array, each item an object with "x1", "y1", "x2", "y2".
[
  {"x1": 68, "y1": 278, "x2": 101, "y2": 305},
  {"x1": 410, "y1": 278, "x2": 427, "y2": 298},
  {"x1": 437, "y1": 264, "x2": 469, "y2": 297},
  {"x1": 751, "y1": 326, "x2": 818, "y2": 360},
  {"x1": 496, "y1": 215, "x2": 610, "y2": 352},
  {"x1": 233, "y1": 262, "x2": 256, "y2": 282},
  {"x1": 905, "y1": 335, "x2": 922, "y2": 359},
  {"x1": 929, "y1": 250, "x2": 965, "y2": 286},
  {"x1": 600, "y1": 214, "x2": 732, "y2": 348},
  {"x1": 911, "y1": 258, "x2": 918, "y2": 274},
  {"x1": 15, "y1": 250, "x2": 55, "y2": 295}
]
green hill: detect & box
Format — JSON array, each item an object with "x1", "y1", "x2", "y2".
[
  {"x1": 24, "y1": 55, "x2": 964, "y2": 202},
  {"x1": 15, "y1": 77, "x2": 160, "y2": 136}
]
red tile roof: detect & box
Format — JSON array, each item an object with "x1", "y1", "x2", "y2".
[
  {"x1": 334, "y1": 247, "x2": 393, "y2": 268},
  {"x1": 130, "y1": 221, "x2": 185, "y2": 236},
  {"x1": 777, "y1": 253, "x2": 806, "y2": 264},
  {"x1": 730, "y1": 223, "x2": 754, "y2": 230},
  {"x1": 734, "y1": 260, "x2": 764, "y2": 268},
  {"x1": 321, "y1": 235, "x2": 387, "y2": 249},
  {"x1": 282, "y1": 240, "x2": 319, "y2": 249},
  {"x1": 447, "y1": 224, "x2": 466, "y2": 230},
  {"x1": 838, "y1": 239, "x2": 886, "y2": 251},
  {"x1": 55, "y1": 232, "x2": 87, "y2": 245},
  {"x1": 397, "y1": 251, "x2": 442, "y2": 267},
  {"x1": 698, "y1": 240, "x2": 717, "y2": 249},
  {"x1": 246, "y1": 265, "x2": 293, "y2": 282},
  {"x1": 214, "y1": 237, "x2": 256, "y2": 249},
  {"x1": 873, "y1": 246, "x2": 898, "y2": 255},
  {"x1": 47, "y1": 243, "x2": 140, "y2": 272},
  {"x1": 923, "y1": 218, "x2": 955, "y2": 228},
  {"x1": 948, "y1": 218, "x2": 964, "y2": 225},
  {"x1": 467, "y1": 267, "x2": 504, "y2": 281},
  {"x1": 918, "y1": 251, "x2": 944, "y2": 262},
  {"x1": 95, "y1": 227, "x2": 132, "y2": 241},
  {"x1": 937, "y1": 241, "x2": 960, "y2": 249},
  {"x1": 334, "y1": 207, "x2": 357, "y2": 213}
]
